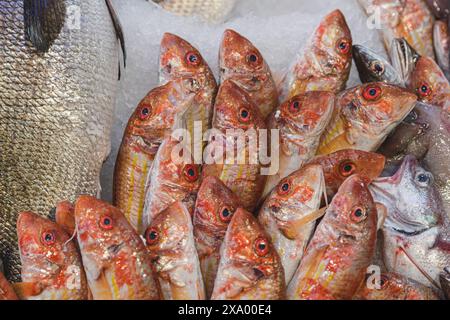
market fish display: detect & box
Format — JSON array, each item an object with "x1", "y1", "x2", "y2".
[
  {"x1": 16, "y1": 212, "x2": 88, "y2": 300},
  {"x1": 287, "y1": 175, "x2": 378, "y2": 300},
  {"x1": 202, "y1": 80, "x2": 267, "y2": 211},
  {"x1": 211, "y1": 209, "x2": 285, "y2": 300},
  {"x1": 279, "y1": 10, "x2": 352, "y2": 101},
  {"x1": 306, "y1": 149, "x2": 385, "y2": 199},
  {"x1": 114, "y1": 79, "x2": 199, "y2": 234},
  {"x1": 143, "y1": 137, "x2": 201, "y2": 227},
  {"x1": 193, "y1": 176, "x2": 241, "y2": 298},
  {"x1": 378, "y1": 103, "x2": 450, "y2": 218},
  {"x1": 219, "y1": 29, "x2": 278, "y2": 119},
  {"x1": 0, "y1": 272, "x2": 18, "y2": 300},
  {"x1": 370, "y1": 156, "x2": 450, "y2": 289},
  {"x1": 358, "y1": 0, "x2": 435, "y2": 58},
  {"x1": 261, "y1": 91, "x2": 334, "y2": 200},
  {"x1": 145, "y1": 201, "x2": 205, "y2": 300},
  {"x1": 0, "y1": 0, "x2": 124, "y2": 281},
  {"x1": 317, "y1": 83, "x2": 417, "y2": 155},
  {"x1": 75, "y1": 196, "x2": 161, "y2": 300},
  {"x1": 352, "y1": 45, "x2": 403, "y2": 85},
  {"x1": 258, "y1": 165, "x2": 325, "y2": 283},
  {"x1": 354, "y1": 272, "x2": 440, "y2": 300}
]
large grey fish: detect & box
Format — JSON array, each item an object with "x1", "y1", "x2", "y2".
[{"x1": 0, "y1": 0, "x2": 124, "y2": 281}]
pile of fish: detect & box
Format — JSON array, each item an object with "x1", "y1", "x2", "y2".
[{"x1": 1, "y1": 0, "x2": 450, "y2": 300}]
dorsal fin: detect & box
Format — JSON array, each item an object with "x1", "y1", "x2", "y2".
[
  {"x1": 105, "y1": 0, "x2": 127, "y2": 77},
  {"x1": 24, "y1": 0, "x2": 66, "y2": 53}
]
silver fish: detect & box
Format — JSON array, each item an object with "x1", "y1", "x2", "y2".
[{"x1": 0, "y1": 0, "x2": 124, "y2": 280}]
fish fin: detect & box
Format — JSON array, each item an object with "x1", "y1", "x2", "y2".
[
  {"x1": 12, "y1": 282, "x2": 44, "y2": 299},
  {"x1": 55, "y1": 201, "x2": 76, "y2": 235},
  {"x1": 24, "y1": 0, "x2": 66, "y2": 53},
  {"x1": 105, "y1": 0, "x2": 127, "y2": 78},
  {"x1": 375, "y1": 202, "x2": 387, "y2": 230},
  {"x1": 317, "y1": 132, "x2": 350, "y2": 156},
  {"x1": 279, "y1": 207, "x2": 327, "y2": 240}
]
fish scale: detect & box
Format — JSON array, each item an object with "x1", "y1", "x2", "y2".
[{"x1": 0, "y1": 0, "x2": 120, "y2": 281}]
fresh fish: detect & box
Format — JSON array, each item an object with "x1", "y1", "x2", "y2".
[
  {"x1": 0, "y1": 271, "x2": 18, "y2": 300},
  {"x1": 202, "y1": 80, "x2": 267, "y2": 212},
  {"x1": 193, "y1": 176, "x2": 241, "y2": 298},
  {"x1": 358, "y1": 0, "x2": 435, "y2": 58},
  {"x1": 211, "y1": 208, "x2": 285, "y2": 300},
  {"x1": 219, "y1": 29, "x2": 278, "y2": 119},
  {"x1": 0, "y1": 0, "x2": 124, "y2": 280},
  {"x1": 15, "y1": 211, "x2": 88, "y2": 300},
  {"x1": 279, "y1": 10, "x2": 352, "y2": 101},
  {"x1": 433, "y1": 19, "x2": 450, "y2": 79},
  {"x1": 159, "y1": 32, "x2": 217, "y2": 150},
  {"x1": 144, "y1": 201, "x2": 205, "y2": 300},
  {"x1": 258, "y1": 165, "x2": 325, "y2": 283},
  {"x1": 425, "y1": 0, "x2": 450, "y2": 19},
  {"x1": 370, "y1": 155, "x2": 450, "y2": 289},
  {"x1": 354, "y1": 272, "x2": 440, "y2": 300},
  {"x1": 352, "y1": 44, "x2": 403, "y2": 85},
  {"x1": 143, "y1": 137, "x2": 201, "y2": 229},
  {"x1": 261, "y1": 91, "x2": 334, "y2": 200},
  {"x1": 306, "y1": 149, "x2": 386, "y2": 200},
  {"x1": 378, "y1": 103, "x2": 450, "y2": 218},
  {"x1": 74, "y1": 195, "x2": 161, "y2": 300},
  {"x1": 54, "y1": 201, "x2": 76, "y2": 236},
  {"x1": 150, "y1": 0, "x2": 237, "y2": 23},
  {"x1": 317, "y1": 83, "x2": 417, "y2": 155},
  {"x1": 113, "y1": 79, "x2": 199, "y2": 234},
  {"x1": 287, "y1": 175, "x2": 378, "y2": 300}
]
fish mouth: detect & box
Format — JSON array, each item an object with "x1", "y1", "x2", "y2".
[{"x1": 390, "y1": 38, "x2": 420, "y2": 83}]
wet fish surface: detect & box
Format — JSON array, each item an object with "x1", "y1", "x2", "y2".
[{"x1": 0, "y1": 0, "x2": 123, "y2": 280}]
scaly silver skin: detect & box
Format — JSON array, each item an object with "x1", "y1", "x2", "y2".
[{"x1": 0, "y1": 0, "x2": 119, "y2": 280}]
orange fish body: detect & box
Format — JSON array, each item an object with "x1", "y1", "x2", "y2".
[
  {"x1": 16, "y1": 212, "x2": 88, "y2": 300},
  {"x1": 0, "y1": 271, "x2": 18, "y2": 300},
  {"x1": 287, "y1": 175, "x2": 378, "y2": 300},
  {"x1": 74, "y1": 196, "x2": 161, "y2": 300},
  {"x1": 202, "y1": 80, "x2": 267, "y2": 212},
  {"x1": 220, "y1": 29, "x2": 278, "y2": 119},
  {"x1": 279, "y1": 10, "x2": 352, "y2": 101},
  {"x1": 193, "y1": 176, "x2": 242, "y2": 298},
  {"x1": 317, "y1": 83, "x2": 417, "y2": 155},
  {"x1": 144, "y1": 201, "x2": 205, "y2": 300},
  {"x1": 211, "y1": 208, "x2": 285, "y2": 300}
]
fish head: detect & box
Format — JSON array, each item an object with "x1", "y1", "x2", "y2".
[
  {"x1": 263, "y1": 164, "x2": 324, "y2": 224},
  {"x1": 193, "y1": 176, "x2": 241, "y2": 237},
  {"x1": 370, "y1": 155, "x2": 441, "y2": 234},
  {"x1": 219, "y1": 29, "x2": 269, "y2": 91},
  {"x1": 390, "y1": 38, "x2": 420, "y2": 83},
  {"x1": 352, "y1": 44, "x2": 401, "y2": 84},
  {"x1": 408, "y1": 56, "x2": 450, "y2": 107},
  {"x1": 17, "y1": 211, "x2": 70, "y2": 270},
  {"x1": 144, "y1": 202, "x2": 190, "y2": 260},
  {"x1": 326, "y1": 174, "x2": 378, "y2": 242},
  {"x1": 308, "y1": 149, "x2": 385, "y2": 196},
  {"x1": 277, "y1": 91, "x2": 335, "y2": 138},
  {"x1": 159, "y1": 33, "x2": 212, "y2": 82},
  {"x1": 212, "y1": 79, "x2": 266, "y2": 131},
  {"x1": 338, "y1": 83, "x2": 417, "y2": 142},
  {"x1": 222, "y1": 208, "x2": 281, "y2": 283},
  {"x1": 309, "y1": 9, "x2": 352, "y2": 76}
]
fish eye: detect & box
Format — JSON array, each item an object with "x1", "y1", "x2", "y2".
[
  {"x1": 99, "y1": 215, "x2": 113, "y2": 230},
  {"x1": 350, "y1": 207, "x2": 367, "y2": 223},
  {"x1": 339, "y1": 161, "x2": 356, "y2": 177},
  {"x1": 219, "y1": 206, "x2": 234, "y2": 223},
  {"x1": 379, "y1": 275, "x2": 389, "y2": 288},
  {"x1": 239, "y1": 108, "x2": 251, "y2": 122},
  {"x1": 254, "y1": 237, "x2": 270, "y2": 257},
  {"x1": 145, "y1": 227, "x2": 159, "y2": 245},
  {"x1": 277, "y1": 179, "x2": 292, "y2": 196},
  {"x1": 289, "y1": 99, "x2": 302, "y2": 114},
  {"x1": 139, "y1": 105, "x2": 151, "y2": 120},
  {"x1": 41, "y1": 230, "x2": 56, "y2": 246},
  {"x1": 415, "y1": 171, "x2": 432, "y2": 187},
  {"x1": 370, "y1": 61, "x2": 385, "y2": 75},
  {"x1": 362, "y1": 85, "x2": 382, "y2": 101},
  {"x1": 247, "y1": 52, "x2": 260, "y2": 65},
  {"x1": 336, "y1": 38, "x2": 351, "y2": 54},
  {"x1": 185, "y1": 51, "x2": 201, "y2": 66},
  {"x1": 183, "y1": 164, "x2": 200, "y2": 182},
  {"x1": 417, "y1": 82, "x2": 432, "y2": 98}
]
